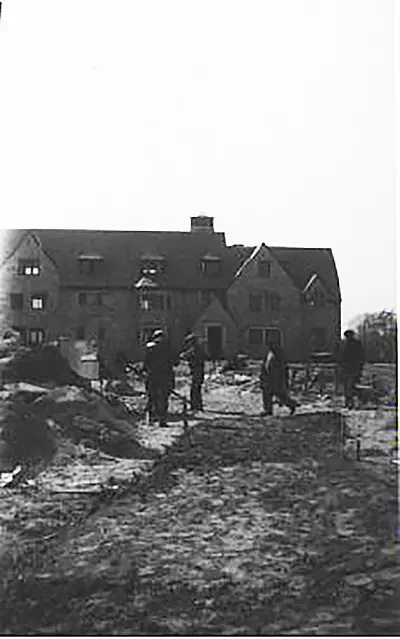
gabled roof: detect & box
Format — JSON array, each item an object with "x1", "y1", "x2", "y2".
[
  {"x1": 2, "y1": 229, "x2": 234, "y2": 290},
  {"x1": 193, "y1": 292, "x2": 239, "y2": 328},
  {"x1": 270, "y1": 246, "x2": 340, "y2": 300},
  {"x1": 229, "y1": 242, "x2": 340, "y2": 301},
  {"x1": 1, "y1": 229, "x2": 340, "y2": 301},
  {"x1": 234, "y1": 244, "x2": 263, "y2": 278},
  {"x1": 0, "y1": 230, "x2": 59, "y2": 271}
]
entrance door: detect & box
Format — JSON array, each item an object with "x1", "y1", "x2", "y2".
[{"x1": 206, "y1": 325, "x2": 223, "y2": 361}]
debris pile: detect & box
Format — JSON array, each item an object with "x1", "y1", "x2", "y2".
[
  {"x1": 0, "y1": 382, "x2": 153, "y2": 483},
  {"x1": 32, "y1": 385, "x2": 150, "y2": 459},
  {"x1": 2, "y1": 343, "x2": 90, "y2": 388}
]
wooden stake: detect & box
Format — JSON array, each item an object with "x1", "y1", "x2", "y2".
[
  {"x1": 340, "y1": 412, "x2": 346, "y2": 458},
  {"x1": 356, "y1": 417, "x2": 361, "y2": 461}
]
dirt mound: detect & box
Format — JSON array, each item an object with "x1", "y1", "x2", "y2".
[
  {"x1": 0, "y1": 400, "x2": 56, "y2": 470},
  {"x1": 0, "y1": 384, "x2": 155, "y2": 474},
  {"x1": 2, "y1": 345, "x2": 90, "y2": 387},
  {"x1": 32, "y1": 386, "x2": 153, "y2": 459}
]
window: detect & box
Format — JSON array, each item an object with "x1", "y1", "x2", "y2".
[
  {"x1": 98, "y1": 326, "x2": 105, "y2": 341},
  {"x1": 139, "y1": 327, "x2": 155, "y2": 345},
  {"x1": 18, "y1": 259, "x2": 40, "y2": 276},
  {"x1": 140, "y1": 259, "x2": 165, "y2": 277},
  {"x1": 31, "y1": 295, "x2": 47, "y2": 310},
  {"x1": 270, "y1": 292, "x2": 280, "y2": 313},
  {"x1": 79, "y1": 260, "x2": 96, "y2": 275},
  {"x1": 138, "y1": 291, "x2": 168, "y2": 311},
  {"x1": 264, "y1": 328, "x2": 281, "y2": 346},
  {"x1": 258, "y1": 260, "x2": 271, "y2": 278},
  {"x1": 78, "y1": 292, "x2": 87, "y2": 306},
  {"x1": 12, "y1": 326, "x2": 27, "y2": 345},
  {"x1": 78, "y1": 292, "x2": 103, "y2": 306},
  {"x1": 249, "y1": 328, "x2": 264, "y2": 345},
  {"x1": 28, "y1": 329, "x2": 45, "y2": 346},
  {"x1": 76, "y1": 326, "x2": 86, "y2": 340},
  {"x1": 10, "y1": 293, "x2": 23, "y2": 310},
  {"x1": 249, "y1": 292, "x2": 262, "y2": 312},
  {"x1": 201, "y1": 259, "x2": 221, "y2": 277}
]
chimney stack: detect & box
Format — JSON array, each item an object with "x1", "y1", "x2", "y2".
[{"x1": 190, "y1": 215, "x2": 214, "y2": 234}]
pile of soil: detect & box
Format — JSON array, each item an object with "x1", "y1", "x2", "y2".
[
  {"x1": 0, "y1": 399, "x2": 56, "y2": 471},
  {"x1": 0, "y1": 385, "x2": 155, "y2": 474},
  {"x1": 32, "y1": 386, "x2": 152, "y2": 459},
  {"x1": 2, "y1": 344, "x2": 89, "y2": 387}
]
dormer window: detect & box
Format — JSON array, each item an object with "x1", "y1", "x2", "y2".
[
  {"x1": 140, "y1": 254, "x2": 165, "y2": 277},
  {"x1": 18, "y1": 259, "x2": 40, "y2": 276},
  {"x1": 200, "y1": 254, "x2": 221, "y2": 277},
  {"x1": 78, "y1": 254, "x2": 103, "y2": 275}
]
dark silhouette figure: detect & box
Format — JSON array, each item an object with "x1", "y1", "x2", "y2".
[{"x1": 259, "y1": 342, "x2": 297, "y2": 416}]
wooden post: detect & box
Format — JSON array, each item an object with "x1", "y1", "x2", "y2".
[
  {"x1": 356, "y1": 417, "x2": 361, "y2": 461},
  {"x1": 183, "y1": 397, "x2": 188, "y2": 430},
  {"x1": 340, "y1": 412, "x2": 346, "y2": 458}
]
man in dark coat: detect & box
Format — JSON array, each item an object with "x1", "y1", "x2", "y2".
[
  {"x1": 259, "y1": 341, "x2": 297, "y2": 416},
  {"x1": 181, "y1": 334, "x2": 206, "y2": 412},
  {"x1": 143, "y1": 330, "x2": 175, "y2": 427},
  {"x1": 339, "y1": 329, "x2": 365, "y2": 409}
]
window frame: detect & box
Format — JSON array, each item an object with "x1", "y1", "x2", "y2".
[
  {"x1": 270, "y1": 292, "x2": 281, "y2": 313},
  {"x1": 30, "y1": 294, "x2": 47, "y2": 311},
  {"x1": 17, "y1": 259, "x2": 40, "y2": 277},
  {"x1": 200, "y1": 259, "x2": 222, "y2": 278},
  {"x1": 78, "y1": 260, "x2": 95, "y2": 275},
  {"x1": 28, "y1": 328, "x2": 45, "y2": 346}
]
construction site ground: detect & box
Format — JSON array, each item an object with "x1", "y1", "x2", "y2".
[{"x1": 0, "y1": 362, "x2": 398, "y2": 635}]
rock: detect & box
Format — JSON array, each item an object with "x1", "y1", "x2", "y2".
[
  {"x1": 344, "y1": 573, "x2": 374, "y2": 587},
  {"x1": 371, "y1": 567, "x2": 400, "y2": 582}
]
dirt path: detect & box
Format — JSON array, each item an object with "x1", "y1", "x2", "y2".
[{"x1": 1, "y1": 410, "x2": 398, "y2": 635}]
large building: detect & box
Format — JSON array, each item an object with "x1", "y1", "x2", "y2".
[{"x1": 0, "y1": 216, "x2": 341, "y2": 366}]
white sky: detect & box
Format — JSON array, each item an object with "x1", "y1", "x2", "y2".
[{"x1": 0, "y1": 0, "x2": 396, "y2": 329}]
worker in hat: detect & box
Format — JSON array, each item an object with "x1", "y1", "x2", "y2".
[
  {"x1": 143, "y1": 329, "x2": 175, "y2": 427},
  {"x1": 181, "y1": 333, "x2": 207, "y2": 412},
  {"x1": 339, "y1": 330, "x2": 365, "y2": 409},
  {"x1": 259, "y1": 339, "x2": 297, "y2": 416}
]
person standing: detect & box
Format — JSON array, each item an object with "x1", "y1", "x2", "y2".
[
  {"x1": 259, "y1": 341, "x2": 297, "y2": 416},
  {"x1": 181, "y1": 333, "x2": 206, "y2": 412},
  {"x1": 339, "y1": 329, "x2": 365, "y2": 409},
  {"x1": 143, "y1": 329, "x2": 175, "y2": 427}
]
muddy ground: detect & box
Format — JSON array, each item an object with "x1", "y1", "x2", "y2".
[{"x1": 0, "y1": 363, "x2": 398, "y2": 635}]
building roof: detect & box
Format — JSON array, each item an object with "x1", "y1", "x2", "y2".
[
  {"x1": 230, "y1": 243, "x2": 340, "y2": 301},
  {"x1": 3, "y1": 229, "x2": 235, "y2": 290},
  {"x1": 1, "y1": 229, "x2": 340, "y2": 300},
  {"x1": 270, "y1": 246, "x2": 340, "y2": 300}
]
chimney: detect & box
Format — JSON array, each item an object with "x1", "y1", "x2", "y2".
[{"x1": 190, "y1": 215, "x2": 214, "y2": 234}]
